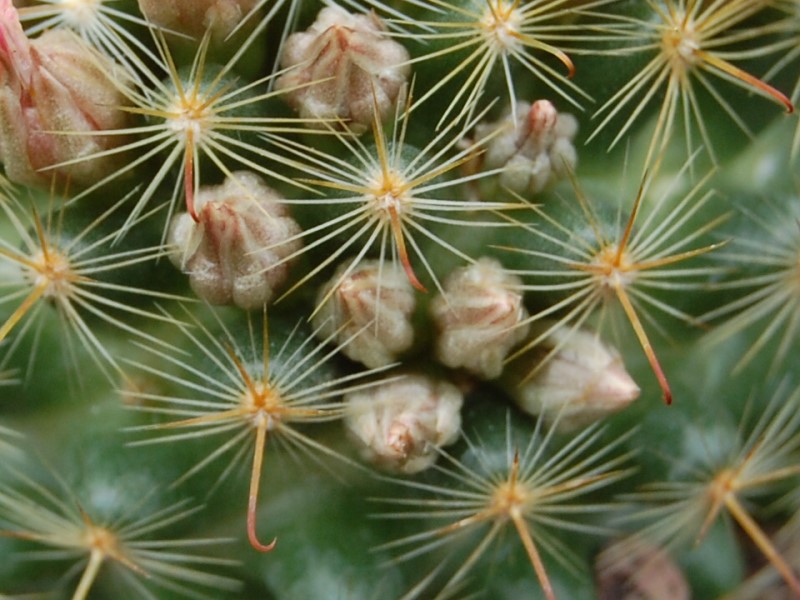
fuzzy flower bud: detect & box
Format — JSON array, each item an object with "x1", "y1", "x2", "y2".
[
  {"x1": 502, "y1": 323, "x2": 640, "y2": 430},
  {"x1": 168, "y1": 171, "x2": 302, "y2": 310},
  {"x1": 431, "y1": 258, "x2": 529, "y2": 380},
  {"x1": 313, "y1": 260, "x2": 415, "y2": 369},
  {"x1": 344, "y1": 373, "x2": 463, "y2": 474},
  {"x1": 469, "y1": 99, "x2": 578, "y2": 195},
  {"x1": 0, "y1": 0, "x2": 129, "y2": 187},
  {"x1": 275, "y1": 5, "x2": 410, "y2": 132},
  {"x1": 137, "y1": 0, "x2": 259, "y2": 41},
  {"x1": 596, "y1": 539, "x2": 690, "y2": 600}
]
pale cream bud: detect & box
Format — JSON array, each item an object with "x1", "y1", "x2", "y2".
[
  {"x1": 275, "y1": 5, "x2": 410, "y2": 132},
  {"x1": 596, "y1": 539, "x2": 690, "y2": 600},
  {"x1": 344, "y1": 373, "x2": 463, "y2": 474},
  {"x1": 472, "y1": 99, "x2": 578, "y2": 194},
  {"x1": 502, "y1": 323, "x2": 640, "y2": 430},
  {"x1": 0, "y1": 0, "x2": 129, "y2": 187},
  {"x1": 313, "y1": 260, "x2": 415, "y2": 369},
  {"x1": 137, "y1": 0, "x2": 259, "y2": 41},
  {"x1": 168, "y1": 171, "x2": 302, "y2": 310},
  {"x1": 431, "y1": 258, "x2": 529, "y2": 380}
]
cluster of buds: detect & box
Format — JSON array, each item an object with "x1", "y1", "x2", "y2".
[
  {"x1": 276, "y1": 5, "x2": 410, "y2": 132},
  {"x1": 344, "y1": 373, "x2": 463, "y2": 474},
  {"x1": 313, "y1": 260, "x2": 416, "y2": 369},
  {"x1": 430, "y1": 258, "x2": 529, "y2": 380},
  {"x1": 137, "y1": 0, "x2": 259, "y2": 41},
  {"x1": 168, "y1": 171, "x2": 302, "y2": 310},
  {"x1": 466, "y1": 99, "x2": 578, "y2": 196},
  {"x1": 501, "y1": 323, "x2": 640, "y2": 430},
  {"x1": 0, "y1": 0, "x2": 128, "y2": 187}
]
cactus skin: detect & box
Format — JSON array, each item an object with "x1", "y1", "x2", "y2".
[{"x1": 1, "y1": 1, "x2": 799, "y2": 599}]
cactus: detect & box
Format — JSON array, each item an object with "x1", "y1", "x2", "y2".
[{"x1": 1, "y1": 0, "x2": 799, "y2": 598}]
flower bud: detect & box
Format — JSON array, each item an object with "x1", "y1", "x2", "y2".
[
  {"x1": 313, "y1": 260, "x2": 416, "y2": 369},
  {"x1": 168, "y1": 171, "x2": 302, "y2": 310},
  {"x1": 344, "y1": 373, "x2": 463, "y2": 474},
  {"x1": 137, "y1": 0, "x2": 259, "y2": 41},
  {"x1": 470, "y1": 99, "x2": 578, "y2": 195},
  {"x1": 431, "y1": 258, "x2": 529, "y2": 380},
  {"x1": 275, "y1": 5, "x2": 410, "y2": 132},
  {"x1": 0, "y1": 0, "x2": 129, "y2": 187},
  {"x1": 596, "y1": 539, "x2": 690, "y2": 600},
  {"x1": 502, "y1": 323, "x2": 640, "y2": 430}
]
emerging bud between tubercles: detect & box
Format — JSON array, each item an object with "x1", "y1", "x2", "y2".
[
  {"x1": 596, "y1": 539, "x2": 690, "y2": 600},
  {"x1": 275, "y1": 5, "x2": 411, "y2": 133},
  {"x1": 168, "y1": 171, "x2": 302, "y2": 310},
  {"x1": 0, "y1": 0, "x2": 129, "y2": 187},
  {"x1": 501, "y1": 323, "x2": 640, "y2": 430},
  {"x1": 431, "y1": 258, "x2": 529, "y2": 380},
  {"x1": 468, "y1": 99, "x2": 578, "y2": 195},
  {"x1": 313, "y1": 260, "x2": 416, "y2": 369},
  {"x1": 344, "y1": 373, "x2": 463, "y2": 474},
  {"x1": 137, "y1": 0, "x2": 259, "y2": 41}
]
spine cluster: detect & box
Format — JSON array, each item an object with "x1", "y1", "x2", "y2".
[{"x1": 0, "y1": 1, "x2": 799, "y2": 599}]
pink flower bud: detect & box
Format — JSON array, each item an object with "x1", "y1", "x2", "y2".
[
  {"x1": 0, "y1": 0, "x2": 128, "y2": 187},
  {"x1": 431, "y1": 258, "x2": 529, "y2": 380},
  {"x1": 313, "y1": 260, "x2": 416, "y2": 369},
  {"x1": 528, "y1": 98, "x2": 558, "y2": 134},
  {"x1": 276, "y1": 5, "x2": 410, "y2": 132},
  {"x1": 138, "y1": 0, "x2": 259, "y2": 41},
  {"x1": 168, "y1": 171, "x2": 302, "y2": 310},
  {"x1": 344, "y1": 373, "x2": 463, "y2": 474},
  {"x1": 471, "y1": 99, "x2": 578, "y2": 194},
  {"x1": 502, "y1": 323, "x2": 640, "y2": 430},
  {"x1": 596, "y1": 539, "x2": 690, "y2": 600}
]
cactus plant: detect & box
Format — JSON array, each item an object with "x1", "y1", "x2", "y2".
[{"x1": 1, "y1": 0, "x2": 799, "y2": 599}]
